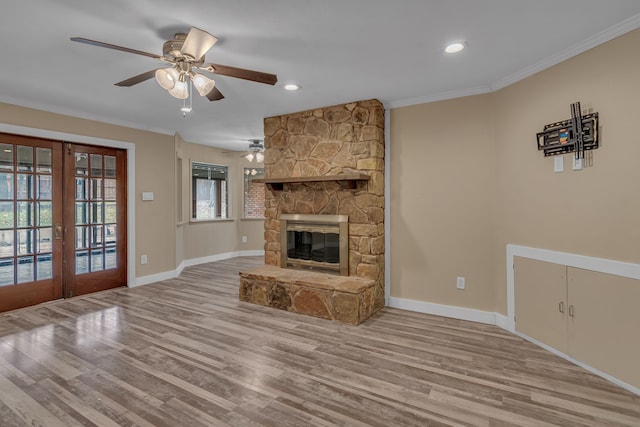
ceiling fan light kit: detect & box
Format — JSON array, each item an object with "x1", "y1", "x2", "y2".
[
  {"x1": 71, "y1": 26, "x2": 278, "y2": 113},
  {"x1": 155, "y1": 68, "x2": 179, "y2": 90},
  {"x1": 192, "y1": 73, "x2": 215, "y2": 97}
]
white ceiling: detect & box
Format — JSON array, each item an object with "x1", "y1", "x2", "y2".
[{"x1": 2, "y1": 1, "x2": 640, "y2": 151}]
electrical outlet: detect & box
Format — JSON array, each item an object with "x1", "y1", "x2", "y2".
[
  {"x1": 141, "y1": 255, "x2": 148, "y2": 265},
  {"x1": 241, "y1": 236, "x2": 248, "y2": 243},
  {"x1": 553, "y1": 156, "x2": 564, "y2": 173},
  {"x1": 573, "y1": 157, "x2": 583, "y2": 170},
  {"x1": 456, "y1": 276, "x2": 465, "y2": 290}
]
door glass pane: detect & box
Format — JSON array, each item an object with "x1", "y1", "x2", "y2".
[
  {"x1": 0, "y1": 231, "x2": 13, "y2": 257},
  {"x1": 104, "y1": 156, "x2": 116, "y2": 178},
  {"x1": 37, "y1": 175, "x2": 53, "y2": 200},
  {"x1": 75, "y1": 226, "x2": 88, "y2": 249},
  {"x1": 76, "y1": 178, "x2": 88, "y2": 200},
  {"x1": 17, "y1": 229, "x2": 34, "y2": 255},
  {"x1": 0, "y1": 145, "x2": 13, "y2": 171},
  {"x1": 105, "y1": 224, "x2": 116, "y2": 245},
  {"x1": 37, "y1": 255, "x2": 52, "y2": 280},
  {"x1": 0, "y1": 258, "x2": 14, "y2": 286},
  {"x1": 90, "y1": 202, "x2": 103, "y2": 224},
  {"x1": 90, "y1": 154, "x2": 103, "y2": 177},
  {"x1": 91, "y1": 178, "x2": 102, "y2": 200},
  {"x1": 0, "y1": 173, "x2": 13, "y2": 199},
  {"x1": 37, "y1": 202, "x2": 52, "y2": 226},
  {"x1": 17, "y1": 146, "x2": 33, "y2": 172},
  {"x1": 75, "y1": 153, "x2": 88, "y2": 176},
  {"x1": 90, "y1": 225, "x2": 103, "y2": 248},
  {"x1": 0, "y1": 202, "x2": 13, "y2": 228},
  {"x1": 75, "y1": 202, "x2": 88, "y2": 225},
  {"x1": 17, "y1": 202, "x2": 34, "y2": 227},
  {"x1": 105, "y1": 244, "x2": 117, "y2": 269},
  {"x1": 91, "y1": 249, "x2": 104, "y2": 272},
  {"x1": 37, "y1": 228, "x2": 52, "y2": 253},
  {"x1": 17, "y1": 256, "x2": 34, "y2": 283},
  {"x1": 75, "y1": 251, "x2": 89, "y2": 274},
  {"x1": 36, "y1": 148, "x2": 52, "y2": 173},
  {"x1": 104, "y1": 202, "x2": 116, "y2": 224},
  {"x1": 16, "y1": 174, "x2": 33, "y2": 200},
  {"x1": 104, "y1": 179, "x2": 116, "y2": 200}
]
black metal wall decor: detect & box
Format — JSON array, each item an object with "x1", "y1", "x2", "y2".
[{"x1": 536, "y1": 102, "x2": 599, "y2": 158}]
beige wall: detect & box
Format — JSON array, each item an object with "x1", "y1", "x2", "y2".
[
  {"x1": 177, "y1": 141, "x2": 265, "y2": 261},
  {"x1": 390, "y1": 28, "x2": 640, "y2": 314},
  {"x1": 493, "y1": 29, "x2": 640, "y2": 312},
  {"x1": 390, "y1": 94, "x2": 498, "y2": 311}
]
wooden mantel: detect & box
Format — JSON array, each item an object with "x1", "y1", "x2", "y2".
[{"x1": 253, "y1": 173, "x2": 370, "y2": 191}]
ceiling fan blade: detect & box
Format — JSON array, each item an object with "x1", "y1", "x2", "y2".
[
  {"x1": 115, "y1": 69, "x2": 158, "y2": 87},
  {"x1": 206, "y1": 86, "x2": 225, "y2": 101},
  {"x1": 70, "y1": 37, "x2": 162, "y2": 60},
  {"x1": 202, "y1": 63, "x2": 277, "y2": 85},
  {"x1": 181, "y1": 27, "x2": 217, "y2": 60}
]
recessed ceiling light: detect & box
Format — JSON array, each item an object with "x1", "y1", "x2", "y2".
[
  {"x1": 284, "y1": 84, "x2": 300, "y2": 91},
  {"x1": 444, "y1": 42, "x2": 465, "y2": 54}
]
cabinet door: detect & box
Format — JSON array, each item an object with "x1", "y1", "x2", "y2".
[
  {"x1": 567, "y1": 267, "x2": 640, "y2": 389},
  {"x1": 514, "y1": 257, "x2": 568, "y2": 352}
]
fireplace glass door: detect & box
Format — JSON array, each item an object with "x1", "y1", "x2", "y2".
[{"x1": 280, "y1": 214, "x2": 348, "y2": 275}]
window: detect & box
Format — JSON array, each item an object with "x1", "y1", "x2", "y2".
[
  {"x1": 243, "y1": 168, "x2": 265, "y2": 218},
  {"x1": 191, "y1": 162, "x2": 228, "y2": 220}
]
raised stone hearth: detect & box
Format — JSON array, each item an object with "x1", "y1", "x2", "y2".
[
  {"x1": 239, "y1": 266, "x2": 376, "y2": 325},
  {"x1": 240, "y1": 99, "x2": 385, "y2": 325}
]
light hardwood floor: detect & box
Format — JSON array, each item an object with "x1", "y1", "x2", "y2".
[{"x1": 0, "y1": 257, "x2": 638, "y2": 426}]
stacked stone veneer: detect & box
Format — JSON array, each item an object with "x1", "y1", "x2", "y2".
[{"x1": 240, "y1": 99, "x2": 385, "y2": 324}]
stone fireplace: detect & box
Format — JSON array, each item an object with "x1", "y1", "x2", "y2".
[{"x1": 239, "y1": 99, "x2": 385, "y2": 325}]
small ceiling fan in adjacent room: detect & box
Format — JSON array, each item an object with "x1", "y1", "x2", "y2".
[
  {"x1": 224, "y1": 140, "x2": 265, "y2": 163},
  {"x1": 70, "y1": 27, "x2": 278, "y2": 113}
]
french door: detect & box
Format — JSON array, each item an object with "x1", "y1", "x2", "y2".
[{"x1": 0, "y1": 133, "x2": 127, "y2": 312}]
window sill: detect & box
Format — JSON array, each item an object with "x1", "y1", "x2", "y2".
[
  {"x1": 241, "y1": 217, "x2": 265, "y2": 221},
  {"x1": 189, "y1": 218, "x2": 236, "y2": 224}
]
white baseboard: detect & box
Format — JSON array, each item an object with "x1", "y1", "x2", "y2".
[
  {"x1": 494, "y1": 313, "x2": 510, "y2": 330},
  {"x1": 132, "y1": 250, "x2": 264, "y2": 287},
  {"x1": 132, "y1": 269, "x2": 180, "y2": 288},
  {"x1": 514, "y1": 330, "x2": 640, "y2": 397},
  {"x1": 388, "y1": 297, "x2": 499, "y2": 326}
]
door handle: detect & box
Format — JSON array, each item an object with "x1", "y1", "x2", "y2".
[
  {"x1": 558, "y1": 301, "x2": 564, "y2": 313},
  {"x1": 568, "y1": 305, "x2": 575, "y2": 318},
  {"x1": 55, "y1": 224, "x2": 63, "y2": 240}
]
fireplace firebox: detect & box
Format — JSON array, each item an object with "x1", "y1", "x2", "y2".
[{"x1": 280, "y1": 214, "x2": 348, "y2": 275}]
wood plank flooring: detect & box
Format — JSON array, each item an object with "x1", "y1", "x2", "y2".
[{"x1": 0, "y1": 256, "x2": 638, "y2": 426}]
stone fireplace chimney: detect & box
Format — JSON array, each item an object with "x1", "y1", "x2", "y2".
[{"x1": 263, "y1": 99, "x2": 385, "y2": 310}]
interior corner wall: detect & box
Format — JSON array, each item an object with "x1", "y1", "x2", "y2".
[
  {"x1": 390, "y1": 28, "x2": 640, "y2": 315},
  {"x1": 179, "y1": 142, "x2": 265, "y2": 261},
  {"x1": 390, "y1": 94, "x2": 498, "y2": 312}
]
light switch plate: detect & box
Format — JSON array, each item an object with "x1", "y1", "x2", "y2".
[
  {"x1": 142, "y1": 191, "x2": 154, "y2": 201},
  {"x1": 554, "y1": 156, "x2": 564, "y2": 173}
]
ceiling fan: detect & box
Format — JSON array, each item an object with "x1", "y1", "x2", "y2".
[
  {"x1": 70, "y1": 27, "x2": 278, "y2": 104},
  {"x1": 224, "y1": 139, "x2": 264, "y2": 163}
]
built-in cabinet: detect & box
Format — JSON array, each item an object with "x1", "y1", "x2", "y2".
[{"x1": 514, "y1": 256, "x2": 640, "y2": 389}]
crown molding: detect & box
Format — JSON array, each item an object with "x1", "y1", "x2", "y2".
[
  {"x1": 491, "y1": 12, "x2": 640, "y2": 91},
  {"x1": 0, "y1": 96, "x2": 174, "y2": 137},
  {"x1": 386, "y1": 85, "x2": 492, "y2": 109},
  {"x1": 389, "y1": 12, "x2": 640, "y2": 109}
]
